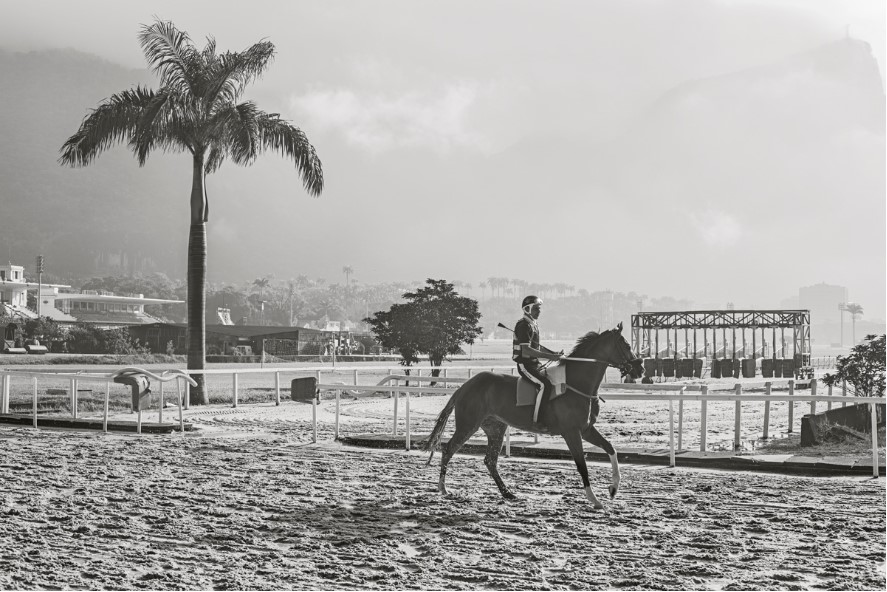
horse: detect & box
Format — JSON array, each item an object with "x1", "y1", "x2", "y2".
[{"x1": 424, "y1": 322, "x2": 643, "y2": 509}]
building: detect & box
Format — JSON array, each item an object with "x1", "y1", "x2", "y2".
[
  {"x1": 127, "y1": 323, "x2": 332, "y2": 356},
  {"x1": 799, "y1": 282, "x2": 849, "y2": 323},
  {"x1": 0, "y1": 263, "x2": 72, "y2": 321},
  {"x1": 41, "y1": 286, "x2": 182, "y2": 328},
  {"x1": 1, "y1": 262, "x2": 182, "y2": 328}
]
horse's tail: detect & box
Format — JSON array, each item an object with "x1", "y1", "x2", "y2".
[{"x1": 424, "y1": 383, "x2": 464, "y2": 465}]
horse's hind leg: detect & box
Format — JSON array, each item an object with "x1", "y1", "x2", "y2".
[
  {"x1": 438, "y1": 418, "x2": 484, "y2": 496},
  {"x1": 582, "y1": 424, "x2": 620, "y2": 499},
  {"x1": 480, "y1": 419, "x2": 515, "y2": 500}
]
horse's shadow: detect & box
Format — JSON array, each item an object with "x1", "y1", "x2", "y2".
[{"x1": 264, "y1": 497, "x2": 483, "y2": 546}]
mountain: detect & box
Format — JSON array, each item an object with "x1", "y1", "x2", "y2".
[{"x1": 0, "y1": 48, "x2": 189, "y2": 280}]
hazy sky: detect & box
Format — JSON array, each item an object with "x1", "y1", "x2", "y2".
[{"x1": 1, "y1": 0, "x2": 885, "y2": 317}]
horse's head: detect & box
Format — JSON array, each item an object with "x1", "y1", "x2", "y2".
[{"x1": 566, "y1": 322, "x2": 644, "y2": 380}]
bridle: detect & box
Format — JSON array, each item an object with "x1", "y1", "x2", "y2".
[{"x1": 555, "y1": 334, "x2": 642, "y2": 401}]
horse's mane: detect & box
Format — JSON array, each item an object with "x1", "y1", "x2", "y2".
[{"x1": 561, "y1": 330, "x2": 607, "y2": 362}]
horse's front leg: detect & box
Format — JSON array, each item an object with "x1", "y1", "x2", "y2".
[
  {"x1": 583, "y1": 424, "x2": 620, "y2": 499},
  {"x1": 562, "y1": 431, "x2": 603, "y2": 509}
]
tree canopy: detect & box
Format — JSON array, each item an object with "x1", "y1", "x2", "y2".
[
  {"x1": 823, "y1": 334, "x2": 885, "y2": 397},
  {"x1": 364, "y1": 279, "x2": 483, "y2": 376}
]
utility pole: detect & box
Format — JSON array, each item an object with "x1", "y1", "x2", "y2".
[{"x1": 35, "y1": 255, "x2": 45, "y2": 317}]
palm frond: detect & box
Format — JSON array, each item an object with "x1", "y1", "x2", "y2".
[
  {"x1": 138, "y1": 19, "x2": 196, "y2": 96},
  {"x1": 59, "y1": 87, "x2": 157, "y2": 166},
  {"x1": 256, "y1": 112, "x2": 324, "y2": 196},
  {"x1": 207, "y1": 42, "x2": 275, "y2": 106}
]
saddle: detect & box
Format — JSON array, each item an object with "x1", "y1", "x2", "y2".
[{"x1": 516, "y1": 364, "x2": 567, "y2": 407}]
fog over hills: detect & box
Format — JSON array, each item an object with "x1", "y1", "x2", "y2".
[{"x1": 0, "y1": 33, "x2": 883, "y2": 317}]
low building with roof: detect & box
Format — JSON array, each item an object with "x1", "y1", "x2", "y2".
[{"x1": 127, "y1": 323, "x2": 331, "y2": 356}]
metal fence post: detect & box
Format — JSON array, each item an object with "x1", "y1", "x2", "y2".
[
  {"x1": 699, "y1": 385, "x2": 708, "y2": 452},
  {"x1": 405, "y1": 389, "x2": 411, "y2": 451},
  {"x1": 677, "y1": 389, "x2": 684, "y2": 451},
  {"x1": 871, "y1": 402, "x2": 880, "y2": 478},
  {"x1": 393, "y1": 381, "x2": 399, "y2": 436},
  {"x1": 232, "y1": 373, "x2": 239, "y2": 408},
  {"x1": 335, "y1": 388, "x2": 340, "y2": 441},
  {"x1": 788, "y1": 380, "x2": 795, "y2": 432},
  {"x1": 103, "y1": 382, "x2": 110, "y2": 433},
  {"x1": 810, "y1": 378, "x2": 818, "y2": 415},
  {"x1": 763, "y1": 382, "x2": 771, "y2": 440},
  {"x1": 734, "y1": 383, "x2": 742, "y2": 450},
  {"x1": 668, "y1": 398, "x2": 675, "y2": 467},
  {"x1": 32, "y1": 377, "x2": 38, "y2": 429}
]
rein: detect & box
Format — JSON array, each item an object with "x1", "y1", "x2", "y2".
[
  {"x1": 559, "y1": 355, "x2": 637, "y2": 403},
  {"x1": 565, "y1": 384, "x2": 606, "y2": 403}
]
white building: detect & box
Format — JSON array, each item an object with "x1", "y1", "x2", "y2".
[{"x1": 0, "y1": 262, "x2": 182, "y2": 327}]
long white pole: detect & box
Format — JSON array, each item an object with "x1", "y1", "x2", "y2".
[
  {"x1": 275, "y1": 372, "x2": 281, "y2": 406},
  {"x1": 871, "y1": 403, "x2": 879, "y2": 478},
  {"x1": 103, "y1": 382, "x2": 110, "y2": 433},
  {"x1": 393, "y1": 385, "x2": 399, "y2": 436},
  {"x1": 233, "y1": 373, "x2": 238, "y2": 408},
  {"x1": 1, "y1": 373, "x2": 7, "y2": 414},
  {"x1": 312, "y1": 396, "x2": 317, "y2": 443},
  {"x1": 763, "y1": 382, "x2": 771, "y2": 440},
  {"x1": 788, "y1": 380, "x2": 795, "y2": 432},
  {"x1": 177, "y1": 380, "x2": 184, "y2": 433},
  {"x1": 809, "y1": 379, "x2": 817, "y2": 415},
  {"x1": 668, "y1": 399, "x2": 675, "y2": 467},
  {"x1": 405, "y1": 389, "x2": 411, "y2": 451},
  {"x1": 159, "y1": 381, "x2": 164, "y2": 425},
  {"x1": 734, "y1": 383, "x2": 742, "y2": 450},
  {"x1": 677, "y1": 396, "x2": 684, "y2": 451},
  {"x1": 32, "y1": 377, "x2": 38, "y2": 429},
  {"x1": 334, "y1": 388, "x2": 340, "y2": 440},
  {"x1": 699, "y1": 385, "x2": 708, "y2": 452}
]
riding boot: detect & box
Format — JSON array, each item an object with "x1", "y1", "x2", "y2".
[{"x1": 533, "y1": 383, "x2": 552, "y2": 429}]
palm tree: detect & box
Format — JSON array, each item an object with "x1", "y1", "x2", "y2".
[
  {"x1": 252, "y1": 277, "x2": 271, "y2": 297},
  {"x1": 342, "y1": 265, "x2": 354, "y2": 287},
  {"x1": 59, "y1": 20, "x2": 323, "y2": 403},
  {"x1": 846, "y1": 303, "x2": 864, "y2": 344}
]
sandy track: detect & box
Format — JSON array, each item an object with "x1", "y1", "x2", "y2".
[{"x1": 0, "y1": 420, "x2": 884, "y2": 591}]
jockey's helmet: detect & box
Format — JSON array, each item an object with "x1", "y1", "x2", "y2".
[{"x1": 521, "y1": 295, "x2": 542, "y2": 313}]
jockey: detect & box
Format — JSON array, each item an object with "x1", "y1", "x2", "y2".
[{"x1": 513, "y1": 295, "x2": 563, "y2": 425}]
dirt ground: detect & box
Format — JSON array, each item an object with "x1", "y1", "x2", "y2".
[{"x1": 1, "y1": 396, "x2": 885, "y2": 591}]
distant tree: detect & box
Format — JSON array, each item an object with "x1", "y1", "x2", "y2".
[
  {"x1": 364, "y1": 279, "x2": 483, "y2": 381},
  {"x1": 342, "y1": 265, "x2": 354, "y2": 287},
  {"x1": 846, "y1": 303, "x2": 864, "y2": 344},
  {"x1": 59, "y1": 19, "x2": 323, "y2": 403},
  {"x1": 823, "y1": 334, "x2": 885, "y2": 397},
  {"x1": 23, "y1": 317, "x2": 64, "y2": 343}
]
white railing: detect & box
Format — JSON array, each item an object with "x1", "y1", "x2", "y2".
[
  {"x1": 3, "y1": 364, "x2": 880, "y2": 476},
  {"x1": 312, "y1": 376, "x2": 884, "y2": 477},
  {"x1": 0, "y1": 368, "x2": 196, "y2": 434}
]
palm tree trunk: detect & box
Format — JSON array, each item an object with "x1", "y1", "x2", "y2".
[{"x1": 187, "y1": 153, "x2": 208, "y2": 404}]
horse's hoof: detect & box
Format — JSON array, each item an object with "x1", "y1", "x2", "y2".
[
  {"x1": 608, "y1": 485, "x2": 618, "y2": 499},
  {"x1": 502, "y1": 491, "x2": 517, "y2": 500},
  {"x1": 593, "y1": 502, "x2": 604, "y2": 510}
]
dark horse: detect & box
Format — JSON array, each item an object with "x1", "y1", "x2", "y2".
[{"x1": 424, "y1": 323, "x2": 643, "y2": 508}]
